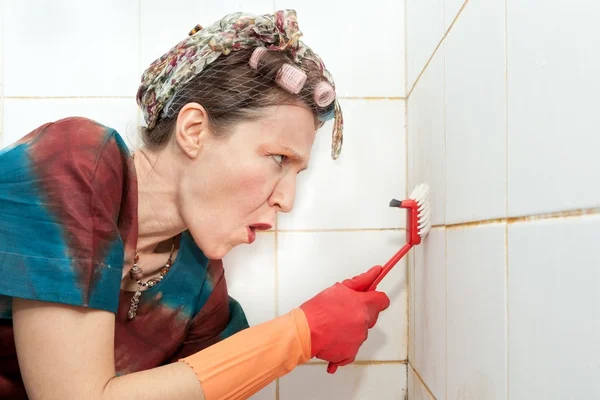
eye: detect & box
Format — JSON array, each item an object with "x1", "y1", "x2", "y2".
[{"x1": 272, "y1": 154, "x2": 287, "y2": 166}]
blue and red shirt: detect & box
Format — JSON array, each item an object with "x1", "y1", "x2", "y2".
[{"x1": 0, "y1": 117, "x2": 248, "y2": 398}]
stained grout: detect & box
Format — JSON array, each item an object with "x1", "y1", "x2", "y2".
[
  {"x1": 433, "y1": 207, "x2": 600, "y2": 230},
  {"x1": 444, "y1": 229, "x2": 448, "y2": 400},
  {"x1": 407, "y1": 0, "x2": 471, "y2": 99},
  {"x1": 410, "y1": 362, "x2": 438, "y2": 400}
]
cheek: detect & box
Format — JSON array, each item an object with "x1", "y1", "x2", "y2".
[{"x1": 235, "y1": 166, "x2": 276, "y2": 203}]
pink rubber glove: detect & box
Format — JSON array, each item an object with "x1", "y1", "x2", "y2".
[{"x1": 299, "y1": 266, "x2": 390, "y2": 366}]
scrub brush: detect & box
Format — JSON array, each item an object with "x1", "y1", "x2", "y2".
[{"x1": 327, "y1": 183, "x2": 432, "y2": 374}]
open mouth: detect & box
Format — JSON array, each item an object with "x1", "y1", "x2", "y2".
[{"x1": 247, "y1": 223, "x2": 273, "y2": 244}]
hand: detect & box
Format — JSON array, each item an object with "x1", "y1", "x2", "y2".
[{"x1": 298, "y1": 266, "x2": 390, "y2": 366}]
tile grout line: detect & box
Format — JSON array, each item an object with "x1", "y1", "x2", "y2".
[
  {"x1": 433, "y1": 207, "x2": 600, "y2": 229},
  {"x1": 444, "y1": 228, "x2": 448, "y2": 400},
  {"x1": 505, "y1": 222, "x2": 509, "y2": 400},
  {"x1": 410, "y1": 362, "x2": 438, "y2": 400},
  {"x1": 137, "y1": 0, "x2": 142, "y2": 145},
  {"x1": 407, "y1": 0, "x2": 470, "y2": 99},
  {"x1": 0, "y1": 0, "x2": 4, "y2": 148},
  {"x1": 404, "y1": 0, "x2": 410, "y2": 366},
  {"x1": 504, "y1": 0, "x2": 510, "y2": 397},
  {"x1": 404, "y1": 0, "x2": 408, "y2": 98},
  {"x1": 442, "y1": 6, "x2": 449, "y2": 396}
]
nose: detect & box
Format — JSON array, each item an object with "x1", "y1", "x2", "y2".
[{"x1": 269, "y1": 174, "x2": 296, "y2": 213}]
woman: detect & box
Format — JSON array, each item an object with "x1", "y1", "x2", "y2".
[{"x1": 0, "y1": 10, "x2": 390, "y2": 400}]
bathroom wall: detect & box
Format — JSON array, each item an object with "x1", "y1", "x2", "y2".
[
  {"x1": 0, "y1": 1, "x2": 408, "y2": 399},
  {"x1": 406, "y1": 0, "x2": 600, "y2": 398}
]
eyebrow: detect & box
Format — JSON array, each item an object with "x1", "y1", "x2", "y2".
[{"x1": 280, "y1": 145, "x2": 309, "y2": 171}]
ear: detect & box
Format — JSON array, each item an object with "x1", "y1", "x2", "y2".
[{"x1": 174, "y1": 102, "x2": 210, "y2": 158}]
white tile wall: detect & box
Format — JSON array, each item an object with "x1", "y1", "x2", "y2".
[
  {"x1": 223, "y1": 232, "x2": 276, "y2": 326},
  {"x1": 278, "y1": 100, "x2": 406, "y2": 231},
  {"x1": 408, "y1": 0, "x2": 600, "y2": 399},
  {"x1": 3, "y1": 98, "x2": 140, "y2": 149},
  {"x1": 406, "y1": 0, "x2": 444, "y2": 91},
  {"x1": 274, "y1": 0, "x2": 406, "y2": 97},
  {"x1": 407, "y1": 45, "x2": 445, "y2": 225},
  {"x1": 280, "y1": 363, "x2": 408, "y2": 400},
  {"x1": 140, "y1": 0, "x2": 274, "y2": 73},
  {"x1": 506, "y1": 0, "x2": 600, "y2": 217},
  {"x1": 278, "y1": 230, "x2": 408, "y2": 361},
  {"x1": 508, "y1": 215, "x2": 600, "y2": 399},
  {"x1": 446, "y1": 224, "x2": 506, "y2": 400},
  {"x1": 413, "y1": 228, "x2": 446, "y2": 400},
  {"x1": 444, "y1": 0, "x2": 505, "y2": 224},
  {"x1": 3, "y1": 0, "x2": 139, "y2": 97},
  {"x1": 1, "y1": 3, "x2": 408, "y2": 399}
]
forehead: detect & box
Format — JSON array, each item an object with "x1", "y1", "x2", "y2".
[{"x1": 238, "y1": 104, "x2": 317, "y2": 155}]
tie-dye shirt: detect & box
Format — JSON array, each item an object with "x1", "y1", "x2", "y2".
[{"x1": 0, "y1": 117, "x2": 249, "y2": 399}]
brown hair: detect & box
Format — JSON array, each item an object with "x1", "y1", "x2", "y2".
[{"x1": 140, "y1": 48, "x2": 332, "y2": 150}]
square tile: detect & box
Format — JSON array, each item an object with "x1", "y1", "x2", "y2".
[
  {"x1": 413, "y1": 228, "x2": 446, "y2": 399},
  {"x1": 3, "y1": 0, "x2": 139, "y2": 97},
  {"x1": 140, "y1": 0, "x2": 273, "y2": 73},
  {"x1": 2, "y1": 98, "x2": 140, "y2": 150},
  {"x1": 445, "y1": 0, "x2": 506, "y2": 224},
  {"x1": 408, "y1": 365, "x2": 435, "y2": 400},
  {"x1": 408, "y1": 45, "x2": 445, "y2": 225},
  {"x1": 508, "y1": 215, "x2": 600, "y2": 399},
  {"x1": 507, "y1": 0, "x2": 600, "y2": 216},
  {"x1": 223, "y1": 232, "x2": 276, "y2": 326},
  {"x1": 446, "y1": 223, "x2": 506, "y2": 399},
  {"x1": 278, "y1": 231, "x2": 408, "y2": 361},
  {"x1": 274, "y1": 0, "x2": 405, "y2": 97},
  {"x1": 445, "y1": 0, "x2": 465, "y2": 31},
  {"x1": 406, "y1": 0, "x2": 445, "y2": 90},
  {"x1": 280, "y1": 364, "x2": 407, "y2": 400},
  {"x1": 278, "y1": 100, "x2": 406, "y2": 231}
]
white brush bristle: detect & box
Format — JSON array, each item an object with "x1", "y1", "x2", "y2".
[{"x1": 409, "y1": 183, "x2": 432, "y2": 239}]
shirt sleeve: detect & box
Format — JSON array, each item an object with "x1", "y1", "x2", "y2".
[{"x1": 0, "y1": 117, "x2": 137, "y2": 317}]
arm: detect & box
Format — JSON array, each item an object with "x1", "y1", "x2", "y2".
[
  {"x1": 13, "y1": 299, "x2": 205, "y2": 400},
  {"x1": 13, "y1": 266, "x2": 389, "y2": 400}
]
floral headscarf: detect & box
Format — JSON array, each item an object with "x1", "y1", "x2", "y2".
[{"x1": 136, "y1": 9, "x2": 343, "y2": 159}]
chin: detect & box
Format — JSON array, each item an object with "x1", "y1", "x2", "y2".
[{"x1": 202, "y1": 243, "x2": 235, "y2": 260}]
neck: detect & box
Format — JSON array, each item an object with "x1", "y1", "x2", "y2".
[{"x1": 133, "y1": 148, "x2": 186, "y2": 254}]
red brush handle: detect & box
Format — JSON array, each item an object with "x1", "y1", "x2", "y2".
[
  {"x1": 326, "y1": 243, "x2": 413, "y2": 374},
  {"x1": 327, "y1": 199, "x2": 420, "y2": 374}
]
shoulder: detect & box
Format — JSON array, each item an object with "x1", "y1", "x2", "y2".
[{"x1": 15, "y1": 117, "x2": 132, "y2": 178}]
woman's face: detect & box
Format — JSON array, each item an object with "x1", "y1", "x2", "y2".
[{"x1": 176, "y1": 103, "x2": 316, "y2": 259}]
